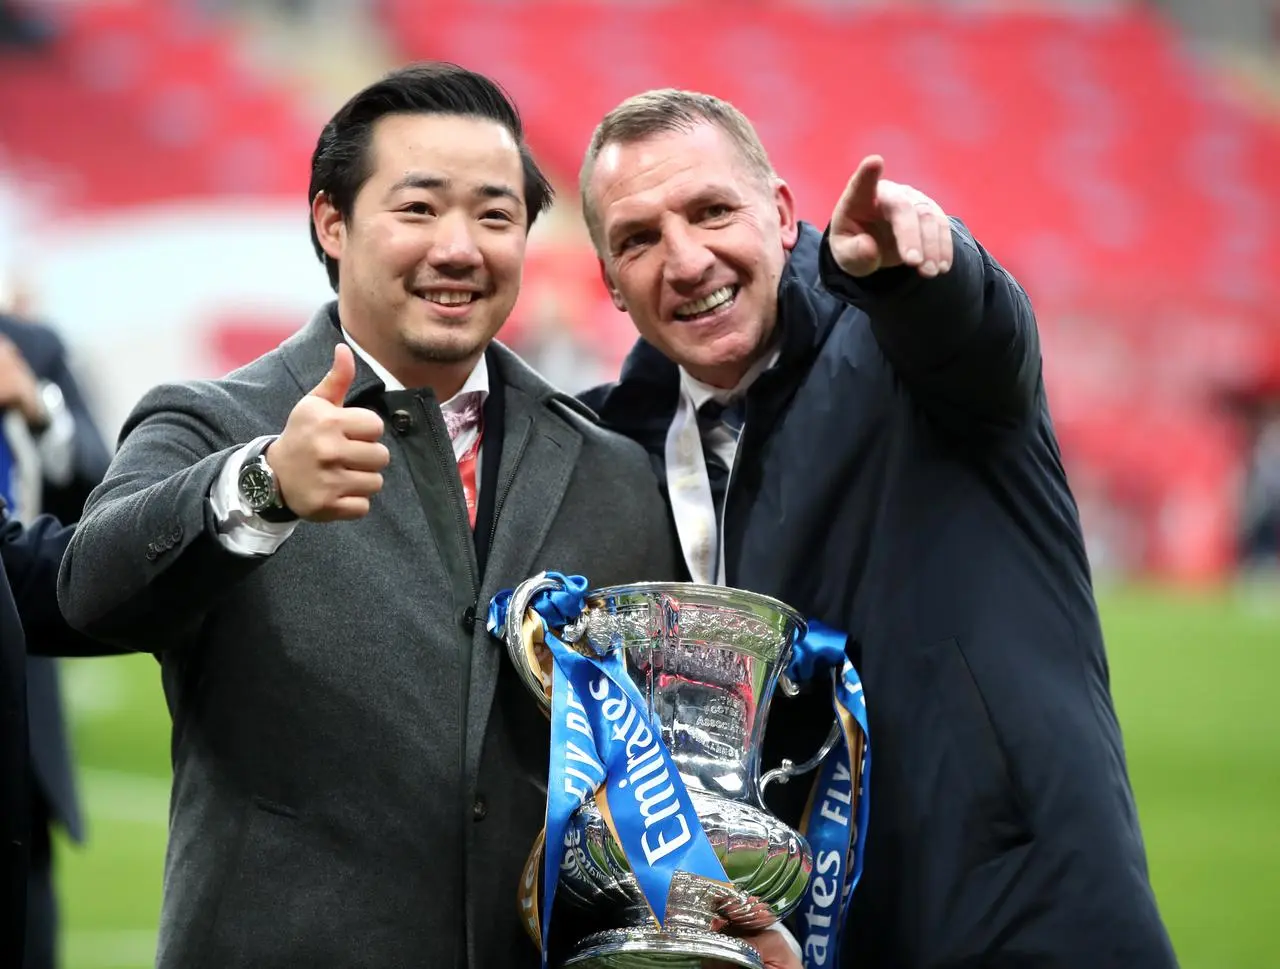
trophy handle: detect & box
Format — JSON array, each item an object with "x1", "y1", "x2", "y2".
[
  {"x1": 504, "y1": 571, "x2": 566, "y2": 714},
  {"x1": 756, "y1": 669, "x2": 843, "y2": 799},
  {"x1": 756, "y1": 721, "x2": 842, "y2": 799},
  {"x1": 777, "y1": 673, "x2": 802, "y2": 697}
]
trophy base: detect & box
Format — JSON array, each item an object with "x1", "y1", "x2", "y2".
[{"x1": 562, "y1": 926, "x2": 762, "y2": 969}]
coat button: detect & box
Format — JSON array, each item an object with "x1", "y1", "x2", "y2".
[
  {"x1": 461, "y1": 606, "x2": 477, "y2": 634},
  {"x1": 472, "y1": 797, "x2": 487, "y2": 822},
  {"x1": 390, "y1": 409, "x2": 413, "y2": 434}
]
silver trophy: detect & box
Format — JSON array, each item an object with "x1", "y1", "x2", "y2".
[{"x1": 505, "y1": 575, "x2": 843, "y2": 969}]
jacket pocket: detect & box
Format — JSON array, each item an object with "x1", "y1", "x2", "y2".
[
  {"x1": 199, "y1": 797, "x2": 348, "y2": 969},
  {"x1": 910, "y1": 637, "x2": 1032, "y2": 865}
]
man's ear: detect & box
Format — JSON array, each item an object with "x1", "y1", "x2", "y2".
[
  {"x1": 312, "y1": 191, "x2": 346, "y2": 264},
  {"x1": 598, "y1": 258, "x2": 626, "y2": 312},
  {"x1": 774, "y1": 178, "x2": 800, "y2": 251}
]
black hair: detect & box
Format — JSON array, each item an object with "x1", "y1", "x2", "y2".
[{"x1": 308, "y1": 61, "x2": 555, "y2": 290}]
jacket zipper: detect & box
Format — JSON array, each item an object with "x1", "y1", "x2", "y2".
[{"x1": 719, "y1": 397, "x2": 753, "y2": 583}]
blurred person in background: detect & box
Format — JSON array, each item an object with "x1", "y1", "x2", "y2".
[
  {"x1": 579, "y1": 90, "x2": 1178, "y2": 969},
  {"x1": 2, "y1": 510, "x2": 119, "y2": 969},
  {"x1": 1240, "y1": 406, "x2": 1280, "y2": 572},
  {"x1": 0, "y1": 0, "x2": 53, "y2": 51},
  {"x1": 57, "y1": 63, "x2": 679, "y2": 969},
  {"x1": 0, "y1": 294, "x2": 112, "y2": 969}
]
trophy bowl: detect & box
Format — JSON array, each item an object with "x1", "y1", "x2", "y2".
[{"x1": 505, "y1": 577, "x2": 816, "y2": 969}]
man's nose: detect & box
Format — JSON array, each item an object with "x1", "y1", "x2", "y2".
[
  {"x1": 428, "y1": 213, "x2": 484, "y2": 271},
  {"x1": 662, "y1": 226, "x2": 715, "y2": 288}
]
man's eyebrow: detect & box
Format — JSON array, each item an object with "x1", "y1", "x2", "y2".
[
  {"x1": 608, "y1": 216, "x2": 653, "y2": 247},
  {"x1": 386, "y1": 174, "x2": 523, "y2": 209},
  {"x1": 476, "y1": 183, "x2": 523, "y2": 207},
  {"x1": 387, "y1": 173, "x2": 448, "y2": 196}
]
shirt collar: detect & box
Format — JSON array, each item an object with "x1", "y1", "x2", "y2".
[
  {"x1": 340, "y1": 326, "x2": 489, "y2": 407},
  {"x1": 678, "y1": 346, "x2": 780, "y2": 414}
]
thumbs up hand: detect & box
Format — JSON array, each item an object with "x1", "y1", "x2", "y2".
[
  {"x1": 828, "y1": 155, "x2": 953, "y2": 279},
  {"x1": 264, "y1": 343, "x2": 391, "y2": 522}
]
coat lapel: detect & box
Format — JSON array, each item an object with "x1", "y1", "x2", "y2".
[
  {"x1": 278, "y1": 302, "x2": 386, "y2": 403},
  {"x1": 464, "y1": 345, "x2": 583, "y2": 779}
]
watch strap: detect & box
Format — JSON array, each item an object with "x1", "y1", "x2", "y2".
[{"x1": 241, "y1": 434, "x2": 275, "y2": 468}]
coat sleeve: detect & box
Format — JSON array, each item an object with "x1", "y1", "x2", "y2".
[
  {"x1": 0, "y1": 512, "x2": 121, "y2": 657},
  {"x1": 57, "y1": 381, "x2": 269, "y2": 652},
  {"x1": 818, "y1": 219, "x2": 1042, "y2": 435}
]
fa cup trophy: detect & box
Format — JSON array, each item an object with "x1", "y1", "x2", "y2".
[{"x1": 494, "y1": 573, "x2": 869, "y2": 969}]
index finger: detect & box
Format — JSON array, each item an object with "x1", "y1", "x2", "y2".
[
  {"x1": 836, "y1": 155, "x2": 885, "y2": 223},
  {"x1": 847, "y1": 155, "x2": 884, "y2": 210}
]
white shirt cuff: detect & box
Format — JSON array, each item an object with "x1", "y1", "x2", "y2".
[{"x1": 209, "y1": 437, "x2": 298, "y2": 557}]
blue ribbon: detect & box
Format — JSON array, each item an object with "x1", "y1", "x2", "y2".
[
  {"x1": 488, "y1": 574, "x2": 728, "y2": 967},
  {"x1": 788, "y1": 620, "x2": 871, "y2": 969}
]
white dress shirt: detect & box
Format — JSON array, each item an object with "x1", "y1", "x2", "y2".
[{"x1": 210, "y1": 330, "x2": 489, "y2": 558}]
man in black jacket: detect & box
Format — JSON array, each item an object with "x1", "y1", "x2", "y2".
[
  {"x1": 0, "y1": 0, "x2": 53, "y2": 50},
  {"x1": 0, "y1": 311, "x2": 113, "y2": 969},
  {"x1": 2, "y1": 509, "x2": 111, "y2": 968},
  {"x1": 579, "y1": 90, "x2": 1179, "y2": 969}
]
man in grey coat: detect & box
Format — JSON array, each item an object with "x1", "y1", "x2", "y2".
[{"x1": 58, "y1": 63, "x2": 678, "y2": 969}]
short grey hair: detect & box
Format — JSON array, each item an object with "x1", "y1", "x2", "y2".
[{"x1": 579, "y1": 89, "x2": 776, "y2": 250}]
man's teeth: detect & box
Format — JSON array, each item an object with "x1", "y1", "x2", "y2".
[
  {"x1": 422, "y1": 291, "x2": 475, "y2": 306},
  {"x1": 675, "y1": 286, "x2": 735, "y2": 319}
]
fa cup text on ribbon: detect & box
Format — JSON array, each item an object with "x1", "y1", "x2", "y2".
[{"x1": 560, "y1": 682, "x2": 606, "y2": 800}]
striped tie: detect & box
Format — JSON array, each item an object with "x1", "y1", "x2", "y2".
[{"x1": 697, "y1": 398, "x2": 744, "y2": 528}]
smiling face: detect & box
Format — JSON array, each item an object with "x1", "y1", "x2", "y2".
[
  {"x1": 587, "y1": 121, "x2": 798, "y2": 388},
  {"x1": 312, "y1": 112, "x2": 528, "y2": 393}
]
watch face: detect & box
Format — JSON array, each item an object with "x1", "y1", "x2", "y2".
[{"x1": 239, "y1": 465, "x2": 276, "y2": 510}]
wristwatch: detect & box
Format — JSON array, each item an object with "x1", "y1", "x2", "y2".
[
  {"x1": 237, "y1": 437, "x2": 298, "y2": 523},
  {"x1": 29, "y1": 380, "x2": 65, "y2": 435}
]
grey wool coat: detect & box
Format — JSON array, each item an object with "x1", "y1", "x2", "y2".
[{"x1": 58, "y1": 305, "x2": 680, "y2": 969}]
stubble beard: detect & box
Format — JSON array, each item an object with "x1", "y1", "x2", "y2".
[{"x1": 401, "y1": 328, "x2": 486, "y2": 366}]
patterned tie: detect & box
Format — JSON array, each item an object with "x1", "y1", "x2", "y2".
[
  {"x1": 443, "y1": 392, "x2": 484, "y2": 443},
  {"x1": 443, "y1": 391, "x2": 485, "y2": 528},
  {"x1": 697, "y1": 398, "x2": 744, "y2": 529}
]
